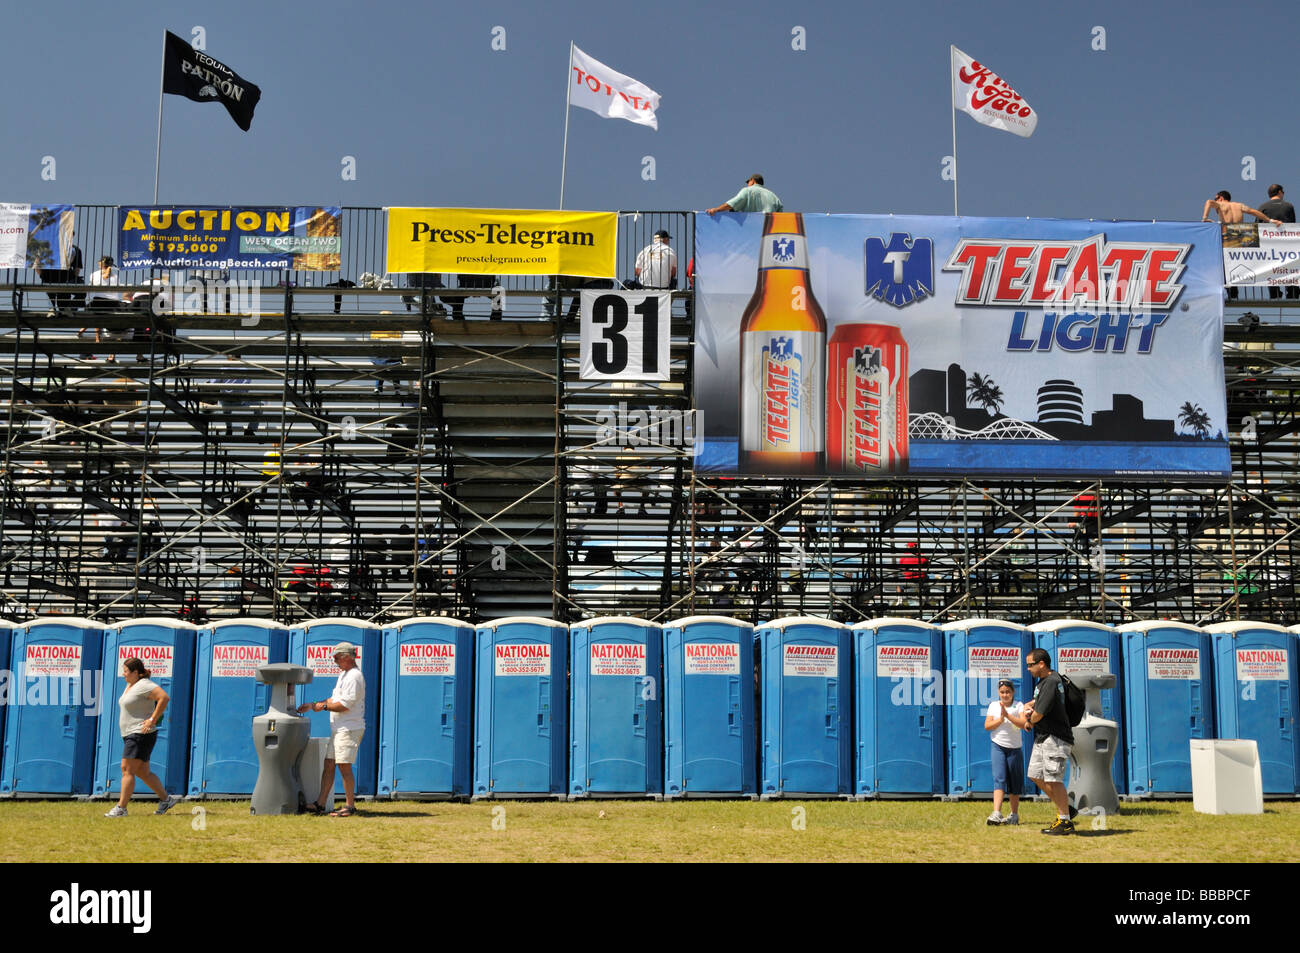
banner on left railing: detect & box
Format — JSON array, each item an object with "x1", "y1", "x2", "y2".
[
  {"x1": 387, "y1": 207, "x2": 617, "y2": 277},
  {"x1": 0, "y1": 203, "x2": 76, "y2": 270},
  {"x1": 116, "y1": 206, "x2": 342, "y2": 270}
]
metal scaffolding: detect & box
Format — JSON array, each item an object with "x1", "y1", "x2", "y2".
[{"x1": 2, "y1": 208, "x2": 1297, "y2": 626}]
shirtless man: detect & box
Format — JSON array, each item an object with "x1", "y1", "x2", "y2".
[{"x1": 1203, "y1": 190, "x2": 1282, "y2": 225}]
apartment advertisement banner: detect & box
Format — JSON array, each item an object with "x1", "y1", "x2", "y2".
[
  {"x1": 1221, "y1": 223, "x2": 1300, "y2": 287},
  {"x1": 0, "y1": 203, "x2": 76, "y2": 270},
  {"x1": 116, "y1": 206, "x2": 342, "y2": 270},
  {"x1": 693, "y1": 212, "x2": 1229, "y2": 478},
  {"x1": 386, "y1": 207, "x2": 617, "y2": 278}
]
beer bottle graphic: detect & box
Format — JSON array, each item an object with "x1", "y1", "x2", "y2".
[{"x1": 738, "y1": 212, "x2": 826, "y2": 473}]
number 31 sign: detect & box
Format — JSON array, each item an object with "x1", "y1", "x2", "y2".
[{"x1": 579, "y1": 291, "x2": 671, "y2": 381}]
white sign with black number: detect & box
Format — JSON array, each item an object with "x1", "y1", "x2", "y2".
[{"x1": 580, "y1": 290, "x2": 671, "y2": 381}]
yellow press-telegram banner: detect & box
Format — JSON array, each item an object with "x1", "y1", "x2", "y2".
[{"x1": 386, "y1": 207, "x2": 617, "y2": 277}]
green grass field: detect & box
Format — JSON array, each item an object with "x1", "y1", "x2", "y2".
[{"x1": 3, "y1": 798, "x2": 1298, "y2": 862}]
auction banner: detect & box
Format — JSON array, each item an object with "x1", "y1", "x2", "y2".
[
  {"x1": 1221, "y1": 223, "x2": 1300, "y2": 288},
  {"x1": 116, "y1": 206, "x2": 341, "y2": 270},
  {"x1": 0, "y1": 203, "x2": 76, "y2": 269},
  {"x1": 386, "y1": 207, "x2": 616, "y2": 277},
  {"x1": 694, "y1": 212, "x2": 1229, "y2": 478}
]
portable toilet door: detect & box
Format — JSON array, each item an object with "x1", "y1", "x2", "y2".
[
  {"x1": 1029, "y1": 619, "x2": 1125, "y2": 794},
  {"x1": 380, "y1": 617, "x2": 474, "y2": 799},
  {"x1": 941, "y1": 619, "x2": 1032, "y2": 797},
  {"x1": 757, "y1": 617, "x2": 851, "y2": 798},
  {"x1": 1, "y1": 618, "x2": 105, "y2": 797},
  {"x1": 473, "y1": 617, "x2": 568, "y2": 798},
  {"x1": 1119, "y1": 620, "x2": 1213, "y2": 797},
  {"x1": 189, "y1": 619, "x2": 289, "y2": 797},
  {"x1": 290, "y1": 618, "x2": 382, "y2": 797},
  {"x1": 0, "y1": 622, "x2": 11, "y2": 783},
  {"x1": 94, "y1": 618, "x2": 198, "y2": 800},
  {"x1": 1206, "y1": 622, "x2": 1298, "y2": 796},
  {"x1": 569, "y1": 617, "x2": 663, "y2": 799},
  {"x1": 663, "y1": 616, "x2": 756, "y2": 798},
  {"x1": 853, "y1": 618, "x2": 944, "y2": 798}
]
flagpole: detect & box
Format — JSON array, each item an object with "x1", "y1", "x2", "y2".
[
  {"x1": 559, "y1": 41, "x2": 574, "y2": 210},
  {"x1": 154, "y1": 30, "x2": 166, "y2": 204},
  {"x1": 949, "y1": 44, "x2": 958, "y2": 216}
]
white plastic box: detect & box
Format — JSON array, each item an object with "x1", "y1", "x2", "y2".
[{"x1": 1190, "y1": 739, "x2": 1263, "y2": 814}]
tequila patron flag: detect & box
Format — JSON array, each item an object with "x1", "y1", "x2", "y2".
[
  {"x1": 951, "y1": 46, "x2": 1036, "y2": 138},
  {"x1": 162, "y1": 31, "x2": 262, "y2": 131},
  {"x1": 569, "y1": 45, "x2": 660, "y2": 130}
]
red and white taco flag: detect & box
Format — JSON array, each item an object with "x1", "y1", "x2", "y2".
[{"x1": 951, "y1": 46, "x2": 1037, "y2": 138}]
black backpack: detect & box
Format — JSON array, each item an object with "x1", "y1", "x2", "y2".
[{"x1": 1058, "y1": 673, "x2": 1086, "y2": 726}]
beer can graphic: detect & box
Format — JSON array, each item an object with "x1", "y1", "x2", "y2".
[{"x1": 828, "y1": 323, "x2": 909, "y2": 473}]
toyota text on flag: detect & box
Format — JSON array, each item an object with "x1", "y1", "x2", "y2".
[{"x1": 569, "y1": 45, "x2": 661, "y2": 130}]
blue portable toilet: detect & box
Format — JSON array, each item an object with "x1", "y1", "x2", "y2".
[
  {"x1": 1205, "y1": 621, "x2": 1299, "y2": 796},
  {"x1": 189, "y1": 618, "x2": 289, "y2": 797},
  {"x1": 290, "y1": 618, "x2": 382, "y2": 798},
  {"x1": 663, "y1": 616, "x2": 756, "y2": 799},
  {"x1": 757, "y1": 617, "x2": 852, "y2": 798},
  {"x1": 853, "y1": 618, "x2": 944, "y2": 798},
  {"x1": 570, "y1": 617, "x2": 662, "y2": 799},
  {"x1": 1, "y1": 617, "x2": 105, "y2": 797},
  {"x1": 1119, "y1": 620, "x2": 1214, "y2": 797},
  {"x1": 1029, "y1": 619, "x2": 1126, "y2": 795},
  {"x1": 473, "y1": 617, "x2": 568, "y2": 798},
  {"x1": 94, "y1": 618, "x2": 197, "y2": 799},
  {"x1": 0, "y1": 621, "x2": 12, "y2": 784},
  {"x1": 379, "y1": 617, "x2": 475, "y2": 799},
  {"x1": 941, "y1": 619, "x2": 1032, "y2": 797}
]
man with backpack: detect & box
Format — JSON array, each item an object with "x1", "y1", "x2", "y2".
[{"x1": 1023, "y1": 647, "x2": 1078, "y2": 835}]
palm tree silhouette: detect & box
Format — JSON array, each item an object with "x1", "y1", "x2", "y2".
[
  {"x1": 1178, "y1": 401, "x2": 1210, "y2": 438},
  {"x1": 966, "y1": 372, "x2": 1005, "y2": 415}
]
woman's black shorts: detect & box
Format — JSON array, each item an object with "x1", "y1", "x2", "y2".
[{"x1": 122, "y1": 732, "x2": 158, "y2": 762}]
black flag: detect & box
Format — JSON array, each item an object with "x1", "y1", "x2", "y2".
[{"x1": 161, "y1": 31, "x2": 261, "y2": 131}]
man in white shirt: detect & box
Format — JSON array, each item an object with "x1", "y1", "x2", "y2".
[
  {"x1": 634, "y1": 230, "x2": 677, "y2": 289},
  {"x1": 298, "y1": 641, "x2": 366, "y2": 817}
]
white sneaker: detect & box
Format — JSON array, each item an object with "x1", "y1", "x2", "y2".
[
  {"x1": 155, "y1": 795, "x2": 181, "y2": 815},
  {"x1": 986, "y1": 811, "x2": 1004, "y2": 826},
  {"x1": 1005, "y1": 812, "x2": 1020, "y2": 825},
  {"x1": 105, "y1": 805, "x2": 128, "y2": 818}
]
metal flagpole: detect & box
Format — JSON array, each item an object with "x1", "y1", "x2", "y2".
[
  {"x1": 559, "y1": 41, "x2": 574, "y2": 210},
  {"x1": 949, "y1": 44, "x2": 958, "y2": 216},
  {"x1": 154, "y1": 30, "x2": 166, "y2": 204}
]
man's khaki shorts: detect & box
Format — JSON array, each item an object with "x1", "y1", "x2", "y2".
[
  {"x1": 326, "y1": 727, "x2": 364, "y2": 764},
  {"x1": 1028, "y1": 734, "x2": 1070, "y2": 784}
]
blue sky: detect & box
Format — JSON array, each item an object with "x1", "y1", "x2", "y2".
[{"x1": 4, "y1": 0, "x2": 1294, "y2": 221}]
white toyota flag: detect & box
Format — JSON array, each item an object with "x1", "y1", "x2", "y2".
[
  {"x1": 951, "y1": 46, "x2": 1037, "y2": 138},
  {"x1": 569, "y1": 45, "x2": 661, "y2": 130}
]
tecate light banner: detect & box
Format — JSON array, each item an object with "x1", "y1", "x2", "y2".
[
  {"x1": 694, "y1": 212, "x2": 1229, "y2": 479},
  {"x1": 386, "y1": 207, "x2": 617, "y2": 278},
  {"x1": 117, "y1": 206, "x2": 342, "y2": 270}
]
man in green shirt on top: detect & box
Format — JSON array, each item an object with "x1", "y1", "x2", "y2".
[{"x1": 706, "y1": 174, "x2": 783, "y2": 215}]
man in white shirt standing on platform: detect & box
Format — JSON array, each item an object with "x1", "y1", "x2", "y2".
[
  {"x1": 635, "y1": 229, "x2": 677, "y2": 289},
  {"x1": 298, "y1": 642, "x2": 365, "y2": 817}
]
